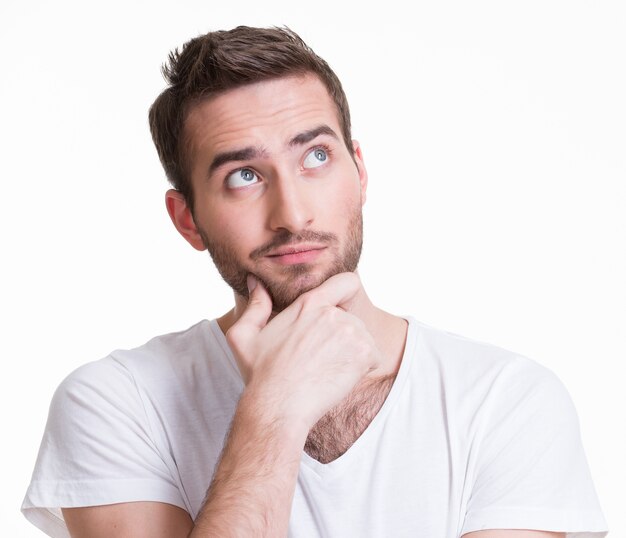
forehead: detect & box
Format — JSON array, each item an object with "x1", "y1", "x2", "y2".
[{"x1": 184, "y1": 74, "x2": 341, "y2": 160}]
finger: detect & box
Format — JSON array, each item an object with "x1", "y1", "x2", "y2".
[
  {"x1": 236, "y1": 275, "x2": 273, "y2": 334},
  {"x1": 297, "y1": 272, "x2": 362, "y2": 312}
]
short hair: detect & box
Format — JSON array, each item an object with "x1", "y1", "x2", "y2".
[{"x1": 148, "y1": 26, "x2": 353, "y2": 212}]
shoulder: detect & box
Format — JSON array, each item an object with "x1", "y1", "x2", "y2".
[
  {"x1": 112, "y1": 319, "x2": 215, "y2": 371},
  {"x1": 52, "y1": 319, "x2": 228, "y2": 409},
  {"x1": 408, "y1": 318, "x2": 571, "y2": 412},
  {"x1": 411, "y1": 318, "x2": 550, "y2": 374}
]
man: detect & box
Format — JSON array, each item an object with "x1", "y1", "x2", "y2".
[{"x1": 23, "y1": 26, "x2": 607, "y2": 538}]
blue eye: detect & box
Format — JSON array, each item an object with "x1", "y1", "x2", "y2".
[
  {"x1": 226, "y1": 168, "x2": 259, "y2": 188},
  {"x1": 303, "y1": 147, "x2": 328, "y2": 169}
]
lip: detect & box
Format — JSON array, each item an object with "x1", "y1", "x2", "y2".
[
  {"x1": 267, "y1": 243, "x2": 327, "y2": 257},
  {"x1": 266, "y1": 244, "x2": 327, "y2": 265}
]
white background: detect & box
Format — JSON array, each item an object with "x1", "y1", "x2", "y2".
[{"x1": 1, "y1": 1, "x2": 624, "y2": 536}]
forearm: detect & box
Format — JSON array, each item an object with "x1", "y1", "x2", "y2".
[{"x1": 190, "y1": 389, "x2": 308, "y2": 538}]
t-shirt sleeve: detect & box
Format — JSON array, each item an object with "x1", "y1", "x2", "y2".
[
  {"x1": 460, "y1": 357, "x2": 608, "y2": 538},
  {"x1": 21, "y1": 357, "x2": 187, "y2": 538}
]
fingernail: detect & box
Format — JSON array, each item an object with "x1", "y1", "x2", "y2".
[{"x1": 247, "y1": 274, "x2": 257, "y2": 293}]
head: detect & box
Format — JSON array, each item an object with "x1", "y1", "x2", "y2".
[
  {"x1": 149, "y1": 27, "x2": 368, "y2": 312},
  {"x1": 149, "y1": 26, "x2": 354, "y2": 213}
]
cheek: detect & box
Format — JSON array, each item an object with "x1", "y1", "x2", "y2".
[
  {"x1": 207, "y1": 209, "x2": 258, "y2": 253},
  {"x1": 336, "y1": 180, "x2": 363, "y2": 214}
]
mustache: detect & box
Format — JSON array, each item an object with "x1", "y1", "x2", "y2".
[{"x1": 250, "y1": 230, "x2": 338, "y2": 259}]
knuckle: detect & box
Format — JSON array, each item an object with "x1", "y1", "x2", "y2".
[
  {"x1": 357, "y1": 339, "x2": 373, "y2": 357},
  {"x1": 297, "y1": 291, "x2": 316, "y2": 310},
  {"x1": 225, "y1": 325, "x2": 243, "y2": 348},
  {"x1": 247, "y1": 296, "x2": 263, "y2": 310},
  {"x1": 296, "y1": 292, "x2": 323, "y2": 316},
  {"x1": 345, "y1": 271, "x2": 361, "y2": 287},
  {"x1": 319, "y1": 306, "x2": 341, "y2": 327},
  {"x1": 337, "y1": 271, "x2": 360, "y2": 291},
  {"x1": 341, "y1": 319, "x2": 358, "y2": 336}
]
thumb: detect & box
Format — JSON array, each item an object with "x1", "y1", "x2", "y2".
[
  {"x1": 225, "y1": 276, "x2": 273, "y2": 385},
  {"x1": 237, "y1": 275, "x2": 273, "y2": 334}
]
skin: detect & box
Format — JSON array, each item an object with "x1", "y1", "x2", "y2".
[
  {"x1": 171, "y1": 73, "x2": 367, "y2": 318},
  {"x1": 62, "y1": 75, "x2": 566, "y2": 538}
]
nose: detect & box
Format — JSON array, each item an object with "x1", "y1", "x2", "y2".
[{"x1": 267, "y1": 174, "x2": 314, "y2": 233}]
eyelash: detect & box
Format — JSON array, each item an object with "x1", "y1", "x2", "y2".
[
  {"x1": 223, "y1": 143, "x2": 333, "y2": 188},
  {"x1": 307, "y1": 143, "x2": 333, "y2": 167}
]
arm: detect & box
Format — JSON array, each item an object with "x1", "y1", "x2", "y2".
[
  {"x1": 461, "y1": 529, "x2": 565, "y2": 538},
  {"x1": 62, "y1": 503, "x2": 193, "y2": 538},
  {"x1": 191, "y1": 390, "x2": 308, "y2": 537},
  {"x1": 62, "y1": 396, "x2": 307, "y2": 538},
  {"x1": 460, "y1": 358, "x2": 606, "y2": 537},
  {"x1": 191, "y1": 273, "x2": 379, "y2": 536},
  {"x1": 63, "y1": 273, "x2": 380, "y2": 537}
]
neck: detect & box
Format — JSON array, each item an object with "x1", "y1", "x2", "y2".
[{"x1": 217, "y1": 278, "x2": 408, "y2": 378}]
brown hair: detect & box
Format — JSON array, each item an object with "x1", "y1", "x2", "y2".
[{"x1": 148, "y1": 26, "x2": 353, "y2": 212}]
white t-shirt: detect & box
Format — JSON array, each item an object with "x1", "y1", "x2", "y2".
[{"x1": 22, "y1": 317, "x2": 608, "y2": 537}]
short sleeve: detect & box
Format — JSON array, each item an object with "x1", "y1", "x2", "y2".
[
  {"x1": 21, "y1": 357, "x2": 187, "y2": 538},
  {"x1": 460, "y1": 358, "x2": 608, "y2": 538}
]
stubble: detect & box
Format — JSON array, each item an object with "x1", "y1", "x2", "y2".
[{"x1": 198, "y1": 207, "x2": 363, "y2": 313}]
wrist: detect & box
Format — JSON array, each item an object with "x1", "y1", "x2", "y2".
[{"x1": 238, "y1": 384, "x2": 311, "y2": 444}]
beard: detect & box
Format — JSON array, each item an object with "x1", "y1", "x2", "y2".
[{"x1": 197, "y1": 206, "x2": 363, "y2": 313}]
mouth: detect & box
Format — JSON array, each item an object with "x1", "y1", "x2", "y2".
[{"x1": 266, "y1": 244, "x2": 327, "y2": 265}]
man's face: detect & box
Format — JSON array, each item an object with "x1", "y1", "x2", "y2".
[{"x1": 180, "y1": 74, "x2": 368, "y2": 312}]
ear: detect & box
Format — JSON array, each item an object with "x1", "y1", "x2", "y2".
[
  {"x1": 165, "y1": 189, "x2": 206, "y2": 251},
  {"x1": 352, "y1": 140, "x2": 368, "y2": 206}
]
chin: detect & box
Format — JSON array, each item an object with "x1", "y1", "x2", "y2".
[{"x1": 261, "y1": 265, "x2": 346, "y2": 313}]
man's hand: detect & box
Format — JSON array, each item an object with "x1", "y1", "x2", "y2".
[
  {"x1": 63, "y1": 272, "x2": 382, "y2": 538},
  {"x1": 227, "y1": 271, "x2": 382, "y2": 430},
  {"x1": 191, "y1": 271, "x2": 381, "y2": 537}
]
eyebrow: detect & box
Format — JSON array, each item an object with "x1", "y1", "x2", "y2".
[
  {"x1": 208, "y1": 146, "x2": 267, "y2": 176},
  {"x1": 289, "y1": 124, "x2": 339, "y2": 147},
  {"x1": 207, "y1": 124, "x2": 339, "y2": 178}
]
